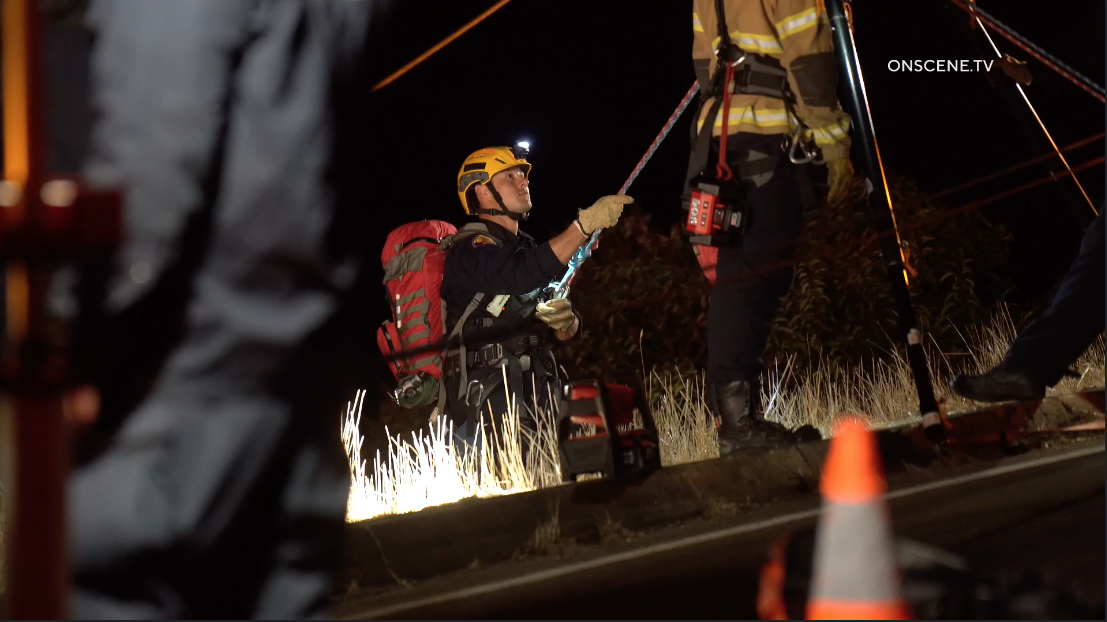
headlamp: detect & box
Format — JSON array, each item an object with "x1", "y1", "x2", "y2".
[{"x1": 514, "y1": 140, "x2": 531, "y2": 159}]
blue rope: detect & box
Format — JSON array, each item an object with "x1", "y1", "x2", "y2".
[{"x1": 549, "y1": 82, "x2": 701, "y2": 300}]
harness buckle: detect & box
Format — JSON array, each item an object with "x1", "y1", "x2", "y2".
[{"x1": 481, "y1": 343, "x2": 504, "y2": 363}]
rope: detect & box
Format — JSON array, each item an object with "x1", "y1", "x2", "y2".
[
  {"x1": 372, "y1": 0, "x2": 515, "y2": 92},
  {"x1": 927, "y1": 132, "x2": 1105, "y2": 201},
  {"x1": 924, "y1": 155, "x2": 1104, "y2": 225},
  {"x1": 947, "y1": 0, "x2": 1106, "y2": 103},
  {"x1": 550, "y1": 82, "x2": 700, "y2": 299},
  {"x1": 619, "y1": 82, "x2": 701, "y2": 194},
  {"x1": 948, "y1": 0, "x2": 1099, "y2": 217}
]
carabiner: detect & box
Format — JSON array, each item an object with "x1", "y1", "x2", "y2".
[
  {"x1": 787, "y1": 125, "x2": 815, "y2": 165},
  {"x1": 464, "y1": 379, "x2": 484, "y2": 407}
]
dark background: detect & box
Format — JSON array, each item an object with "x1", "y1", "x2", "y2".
[
  {"x1": 39, "y1": 0, "x2": 1106, "y2": 381},
  {"x1": 354, "y1": 0, "x2": 1103, "y2": 305}
]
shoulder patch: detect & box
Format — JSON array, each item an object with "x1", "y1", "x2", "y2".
[{"x1": 472, "y1": 234, "x2": 498, "y2": 247}]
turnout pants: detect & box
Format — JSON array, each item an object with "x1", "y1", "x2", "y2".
[
  {"x1": 68, "y1": 2, "x2": 384, "y2": 618},
  {"x1": 706, "y1": 133, "x2": 807, "y2": 385},
  {"x1": 1003, "y1": 211, "x2": 1105, "y2": 386}
]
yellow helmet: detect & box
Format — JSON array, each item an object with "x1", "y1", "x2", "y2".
[{"x1": 456, "y1": 144, "x2": 531, "y2": 216}]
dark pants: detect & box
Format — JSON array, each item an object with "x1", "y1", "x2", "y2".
[
  {"x1": 706, "y1": 133, "x2": 806, "y2": 385},
  {"x1": 444, "y1": 348, "x2": 559, "y2": 454},
  {"x1": 1003, "y1": 211, "x2": 1105, "y2": 386},
  {"x1": 68, "y1": 2, "x2": 385, "y2": 617}
]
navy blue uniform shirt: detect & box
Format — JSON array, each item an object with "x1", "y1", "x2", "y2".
[{"x1": 441, "y1": 219, "x2": 564, "y2": 344}]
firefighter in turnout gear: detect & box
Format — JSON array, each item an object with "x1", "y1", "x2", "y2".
[
  {"x1": 688, "y1": 0, "x2": 853, "y2": 454},
  {"x1": 442, "y1": 145, "x2": 632, "y2": 450}
]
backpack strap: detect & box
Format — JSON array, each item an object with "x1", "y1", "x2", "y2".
[
  {"x1": 433, "y1": 223, "x2": 505, "y2": 419},
  {"x1": 436, "y1": 291, "x2": 486, "y2": 417},
  {"x1": 443, "y1": 222, "x2": 504, "y2": 250}
]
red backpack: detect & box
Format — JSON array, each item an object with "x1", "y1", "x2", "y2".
[{"x1": 377, "y1": 220, "x2": 494, "y2": 408}]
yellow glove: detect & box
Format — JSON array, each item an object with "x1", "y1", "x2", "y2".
[
  {"x1": 577, "y1": 194, "x2": 633, "y2": 234},
  {"x1": 827, "y1": 158, "x2": 855, "y2": 207},
  {"x1": 535, "y1": 298, "x2": 577, "y2": 332}
]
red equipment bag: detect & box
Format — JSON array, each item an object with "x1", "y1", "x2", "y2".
[
  {"x1": 377, "y1": 220, "x2": 456, "y2": 406},
  {"x1": 556, "y1": 379, "x2": 661, "y2": 482}
]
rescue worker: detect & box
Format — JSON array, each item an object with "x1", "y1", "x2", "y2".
[
  {"x1": 951, "y1": 210, "x2": 1105, "y2": 402},
  {"x1": 62, "y1": 1, "x2": 390, "y2": 617},
  {"x1": 442, "y1": 145, "x2": 632, "y2": 451},
  {"x1": 688, "y1": 0, "x2": 853, "y2": 454}
]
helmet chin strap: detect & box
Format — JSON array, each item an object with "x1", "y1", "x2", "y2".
[{"x1": 478, "y1": 184, "x2": 529, "y2": 221}]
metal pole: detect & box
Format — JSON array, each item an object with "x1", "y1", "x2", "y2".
[{"x1": 824, "y1": 0, "x2": 944, "y2": 443}]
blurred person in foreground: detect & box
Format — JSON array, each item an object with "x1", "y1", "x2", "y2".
[{"x1": 61, "y1": 1, "x2": 390, "y2": 617}]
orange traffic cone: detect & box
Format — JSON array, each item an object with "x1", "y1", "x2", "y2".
[{"x1": 806, "y1": 416, "x2": 911, "y2": 620}]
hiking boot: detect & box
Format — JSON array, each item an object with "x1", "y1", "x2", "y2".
[
  {"x1": 949, "y1": 363, "x2": 1046, "y2": 403},
  {"x1": 708, "y1": 379, "x2": 819, "y2": 456}
]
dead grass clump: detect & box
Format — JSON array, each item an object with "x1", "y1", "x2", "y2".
[{"x1": 647, "y1": 369, "x2": 718, "y2": 465}]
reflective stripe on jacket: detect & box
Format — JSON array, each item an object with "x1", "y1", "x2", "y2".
[{"x1": 692, "y1": 0, "x2": 852, "y2": 161}]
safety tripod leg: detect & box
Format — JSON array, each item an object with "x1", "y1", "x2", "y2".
[{"x1": 824, "y1": 0, "x2": 944, "y2": 444}]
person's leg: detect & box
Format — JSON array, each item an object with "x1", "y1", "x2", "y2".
[
  {"x1": 447, "y1": 365, "x2": 501, "y2": 458},
  {"x1": 705, "y1": 135, "x2": 810, "y2": 452},
  {"x1": 1003, "y1": 212, "x2": 1105, "y2": 384},
  {"x1": 952, "y1": 212, "x2": 1105, "y2": 401},
  {"x1": 706, "y1": 136, "x2": 805, "y2": 386}
]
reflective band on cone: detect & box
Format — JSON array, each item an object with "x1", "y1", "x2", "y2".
[{"x1": 807, "y1": 416, "x2": 912, "y2": 620}]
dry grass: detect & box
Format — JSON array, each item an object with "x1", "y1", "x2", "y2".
[
  {"x1": 646, "y1": 369, "x2": 719, "y2": 465},
  {"x1": 343, "y1": 367, "x2": 562, "y2": 522},
  {"x1": 761, "y1": 307, "x2": 1105, "y2": 435},
  {"x1": 344, "y1": 310, "x2": 1105, "y2": 521}
]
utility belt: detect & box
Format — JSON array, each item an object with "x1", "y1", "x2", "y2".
[{"x1": 446, "y1": 334, "x2": 543, "y2": 372}]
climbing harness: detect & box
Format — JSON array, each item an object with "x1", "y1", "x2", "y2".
[{"x1": 682, "y1": 0, "x2": 814, "y2": 246}]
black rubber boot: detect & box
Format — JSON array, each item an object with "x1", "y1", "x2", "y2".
[
  {"x1": 949, "y1": 361, "x2": 1046, "y2": 403},
  {"x1": 708, "y1": 379, "x2": 817, "y2": 455}
]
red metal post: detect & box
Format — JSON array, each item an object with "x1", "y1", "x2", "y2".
[
  {"x1": 3, "y1": 0, "x2": 67, "y2": 617},
  {"x1": 2, "y1": 0, "x2": 121, "y2": 617}
]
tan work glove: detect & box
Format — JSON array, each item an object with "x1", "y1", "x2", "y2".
[
  {"x1": 577, "y1": 194, "x2": 633, "y2": 234},
  {"x1": 535, "y1": 298, "x2": 577, "y2": 332},
  {"x1": 826, "y1": 158, "x2": 855, "y2": 207}
]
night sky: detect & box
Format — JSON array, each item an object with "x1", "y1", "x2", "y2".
[
  {"x1": 40, "y1": 0, "x2": 1106, "y2": 329},
  {"x1": 362, "y1": 0, "x2": 1104, "y2": 310}
]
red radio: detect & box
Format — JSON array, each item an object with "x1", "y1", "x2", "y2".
[{"x1": 684, "y1": 179, "x2": 745, "y2": 246}]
